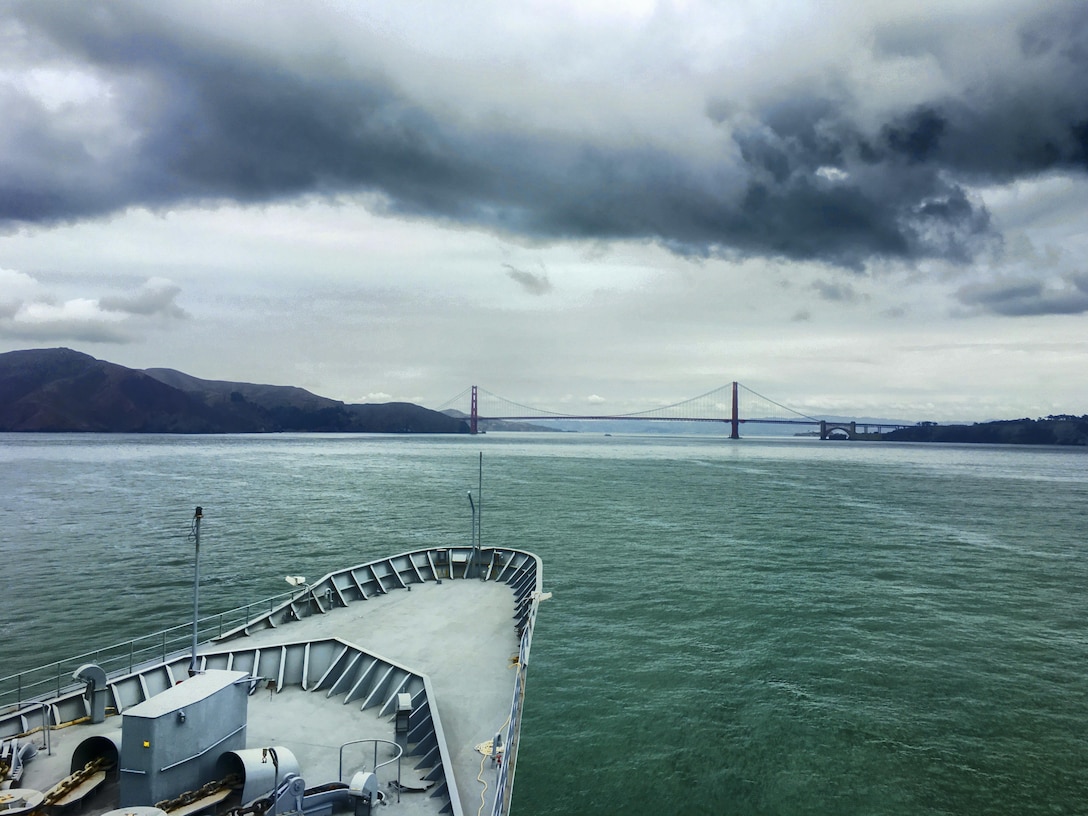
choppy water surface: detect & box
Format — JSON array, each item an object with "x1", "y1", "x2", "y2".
[{"x1": 1, "y1": 433, "x2": 1085, "y2": 815}]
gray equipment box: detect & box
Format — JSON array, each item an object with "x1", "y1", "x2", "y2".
[{"x1": 120, "y1": 670, "x2": 249, "y2": 806}]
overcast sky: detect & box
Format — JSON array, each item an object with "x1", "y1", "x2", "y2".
[{"x1": 2, "y1": 0, "x2": 1087, "y2": 422}]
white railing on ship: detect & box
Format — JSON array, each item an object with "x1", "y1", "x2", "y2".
[
  {"x1": 491, "y1": 594, "x2": 538, "y2": 816},
  {"x1": 0, "y1": 588, "x2": 304, "y2": 713}
]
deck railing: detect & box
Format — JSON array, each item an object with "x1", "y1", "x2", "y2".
[
  {"x1": 0, "y1": 589, "x2": 302, "y2": 714},
  {"x1": 490, "y1": 580, "x2": 544, "y2": 815}
]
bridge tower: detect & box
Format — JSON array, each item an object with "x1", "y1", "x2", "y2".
[
  {"x1": 470, "y1": 385, "x2": 478, "y2": 435},
  {"x1": 730, "y1": 381, "x2": 740, "y2": 439}
]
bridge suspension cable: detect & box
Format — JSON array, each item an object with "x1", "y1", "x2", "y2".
[
  {"x1": 474, "y1": 387, "x2": 598, "y2": 418},
  {"x1": 604, "y1": 382, "x2": 735, "y2": 418},
  {"x1": 435, "y1": 386, "x2": 473, "y2": 413},
  {"x1": 737, "y1": 383, "x2": 821, "y2": 423}
]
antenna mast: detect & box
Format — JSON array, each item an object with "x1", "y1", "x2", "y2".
[{"x1": 189, "y1": 506, "x2": 203, "y2": 676}]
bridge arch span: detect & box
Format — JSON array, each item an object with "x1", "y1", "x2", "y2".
[{"x1": 820, "y1": 421, "x2": 856, "y2": 440}]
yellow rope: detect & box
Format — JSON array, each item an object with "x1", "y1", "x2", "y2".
[
  {"x1": 14, "y1": 715, "x2": 92, "y2": 739},
  {"x1": 475, "y1": 752, "x2": 489, "y2": 816},
  {"x1": 474, "y1": 738, "x2": 495, "y2": 756},
  {"x1": 473, "y1": 713, "x2": 512, "y2": 816}
]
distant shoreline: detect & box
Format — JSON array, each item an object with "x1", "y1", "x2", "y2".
[{"x1": 880, "y1": 416, "x2": 1088, "y2": 446}]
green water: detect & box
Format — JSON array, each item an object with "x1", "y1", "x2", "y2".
[{"x1": 1, "y1": 433, "x2": 1085, "y2": 814}]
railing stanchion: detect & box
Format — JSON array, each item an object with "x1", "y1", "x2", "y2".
[{"x1": 1, "y1": 587, "x2": 341, "y2": 710}]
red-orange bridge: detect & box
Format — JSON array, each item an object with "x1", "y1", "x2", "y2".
[{"x1": 437, "y1": 383, "x2": 909, "y2": 440}]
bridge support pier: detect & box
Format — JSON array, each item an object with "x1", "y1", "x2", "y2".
[{"x1": 470, "y1": 385, "x2": 478, "y2": 435}]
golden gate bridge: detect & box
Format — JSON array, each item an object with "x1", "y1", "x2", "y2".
[{"x1": 437, "y1": 383, "x2": 909, "y2": 440}]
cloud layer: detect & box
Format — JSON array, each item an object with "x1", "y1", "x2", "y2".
[
  {"x1": 3, "y1": 1, "x2": 1086, "y2": 269},
  {"x1": 1, "y1": 1, "x2": 1086, "y2": 420}
]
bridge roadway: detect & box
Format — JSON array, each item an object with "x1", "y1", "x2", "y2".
[{"x1": 476, "y1": 415, "x2": 908, "y2": 440}]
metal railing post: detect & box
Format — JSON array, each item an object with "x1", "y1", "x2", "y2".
[{"x1": 2, "y1": 586, "x2": 326, "y2": 709}]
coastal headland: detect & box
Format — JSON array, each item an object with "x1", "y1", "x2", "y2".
[{"x1": 0, "y1": 348, "x2": 468, "y2": 434}]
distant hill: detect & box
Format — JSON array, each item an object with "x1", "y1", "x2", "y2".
[
  {"x1": 884, "y1": 417, "x2": 1088, "y2": 445},
  {"x1": 440, "y1": 409, "x2": 563, "y2": 433},
  {"x1": 0, "y1": 348, "x2": 469, "y2": 434}
]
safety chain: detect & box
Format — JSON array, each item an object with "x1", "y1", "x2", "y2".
[
  {"x1": 42, "y1": 756, "x2": 111, "y2": 806},
  {"x1": 224, "y1": 793, "x2": 272, "y2": 816},
  {"x1": 156, "y1": 774, "x2": 241, "y2": 813}
]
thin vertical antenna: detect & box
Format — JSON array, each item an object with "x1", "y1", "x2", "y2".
[
  {"x1": 467, "y1": 491, "x2": 475, "y2": 578},
  {"x1": 190, "y1": 506, "x2": 203, "y2": 676},
  {"x1": 483, "y1": 450, "x2": 487, "y2": 578}
]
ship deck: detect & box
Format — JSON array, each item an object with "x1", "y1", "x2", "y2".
[
  {"x1": 240, "y1": 578, "x2": 521, "y2": 815},
  {"x1": 5, "y1": 548, "x2": 542, "y2": 816}
]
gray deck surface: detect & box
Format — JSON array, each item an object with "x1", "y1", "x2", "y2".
[{"x1": 15, "y1": 578, "x2": 521, "y2": 816}]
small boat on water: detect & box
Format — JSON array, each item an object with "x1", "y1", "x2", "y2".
[{"x1": 0, "y1": 511, "x2": 547, "y2": 816}]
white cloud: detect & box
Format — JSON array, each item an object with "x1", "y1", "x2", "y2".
[
  {"x1": 0, "y1": 273, "x2": 188, "y2": 345},
  {"x1": 0, "y1": 267, "x2": 40, "y2": 298}
]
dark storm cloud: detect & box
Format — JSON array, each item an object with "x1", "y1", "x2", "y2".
[
  {"x1": 503, "y1": 265, "x2": 553, "y2": 296},
  {"x1": 869, "y1": 6, "x2": 1088, "y2": 178},
  {"x1": 956, "y1": 273, "x2": 1088, "y2": 316},
  {"x1": 812, "y1": 280, "x2": 861, "y2": 303},
  {"x1": 3, "y1": 1, "x2": 1087, "y2": 271}
]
